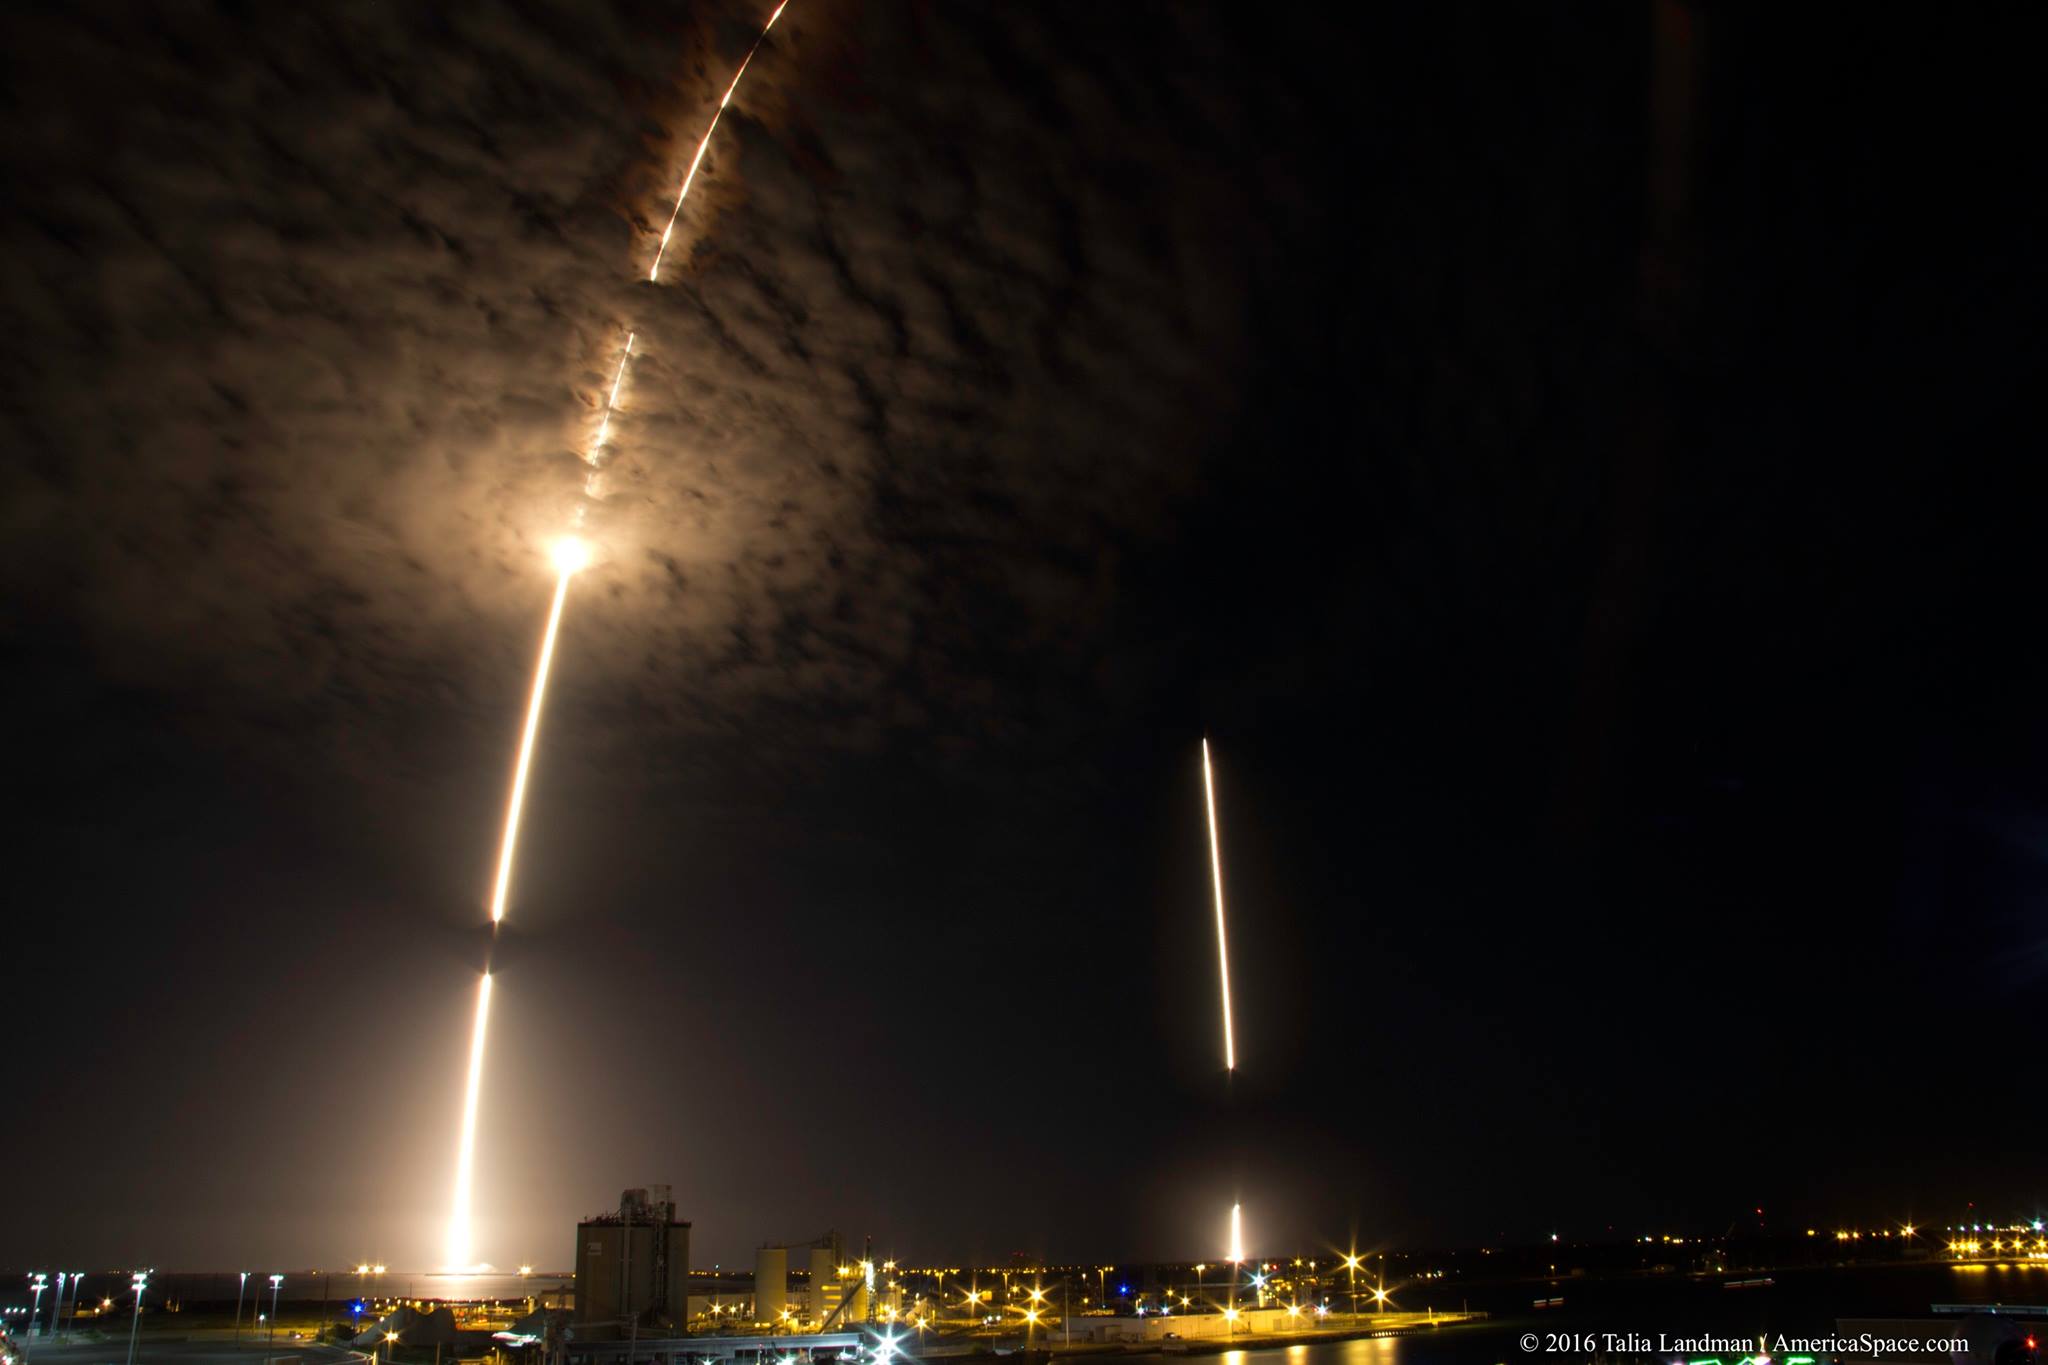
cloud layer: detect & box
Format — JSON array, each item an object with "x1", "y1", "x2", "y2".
[{"x1": 2, "y1": 1, "x2": 1267, "y2": 774}]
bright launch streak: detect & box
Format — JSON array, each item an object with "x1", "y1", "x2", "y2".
[
  {"x1": 1230, "y1": 1202, "x2": 1244, "y2": 1263},
  {"x1": 487, "y1": 566, "x2": 578, "y2": 924},
  {"x1": 647, "y1": 0, "x2": 792, "y2": 282},
  {"x1": 1202, "y1": 738, "x2": 1236, "y2": 1072},
  {"x1": 447, "y1": 972, "x2": 493, "y2": 1270},
  {"x1": 448, "y1": 0, "x2": 793, "y2": 1271}
]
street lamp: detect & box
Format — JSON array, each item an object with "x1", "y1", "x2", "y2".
[
  {"x1": 52, "y1": 1273, "x2": 71, "y2": 1343},
  {"x1": 125, "y1": 1272, "x2": 149, "y2": 1365},
  {"x1": 269, "y1": 1274, "x2": 284, "y2": 1342},
  {"x1": 26, "y1": 1274, "x2": 47, "y2": 1361},
  {"x1": 1342, "y1": 1254, "x2": 1361, "y2": 1321},
  {"x1": 235, "y1": 1273, "x2": 250, "y2": 1343}
]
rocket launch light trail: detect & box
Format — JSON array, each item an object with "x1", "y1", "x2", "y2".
[
  {"x1": 648, "y1": 0, "x2": 793, "y2": 282},
  {"x1": 442, "y1": 1, "x2": 795, "y2": 1270},
  {"x1": 1202, "y1": 737, "x2": 1236, "y2": 1072},
  {"x1": 447, "y1": 973, "x2": 493, "y2": 1272},
  {"x1": 486, "y1": 557, "x2": 578, "y2": 926}
]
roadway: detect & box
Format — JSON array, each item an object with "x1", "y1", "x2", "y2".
[{"x1": 18, "y1": 1336, "x2": 368, "y2": 1365}]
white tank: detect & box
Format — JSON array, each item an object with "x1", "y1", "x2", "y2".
[
  {"x1": 755, "y1": 1247, "x2": 788, "y2": 1326},
  {"x1": 808, "y1": 1248, "x2": 837, "y2": 1326}
]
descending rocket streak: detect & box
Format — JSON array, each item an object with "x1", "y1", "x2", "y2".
[
  {"x1": 1230, "y1": 1202, "x2": 1244, "y2": 1264},
  {"x1": 1202, "y1": 738, "x2": 1236, "y2": 1072},
  {"x1": 647, "y1": 0, "x2": 793, "y2": 282},
  {"x1": 447, "y1": 972, "x2": 494, "y2": 1270},
  {"x1": 487, "y1": 565, "x2": 578, "y2": 925}
]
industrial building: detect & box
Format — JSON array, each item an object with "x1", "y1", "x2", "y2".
[{"x1": 574, "y1": 1187, "x2": 692, "y2": 1332}]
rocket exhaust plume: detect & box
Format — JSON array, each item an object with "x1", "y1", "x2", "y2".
[
  {"x1": 1202, "y1": 738, "x2": 1235, "y2": 1072},
  {"x1": 1230, "y1": 1202, "x2": 1244, "y2": 1264},
  {"x1": 442, "y1": 1, "x2": 795, "y2": 1271}
]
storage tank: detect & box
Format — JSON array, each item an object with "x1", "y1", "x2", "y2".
[
  {"x1": 755, "y1": 1246, "x2": 788, "y2": 1326},
  {"x1": 808, "y1": 1248, "x2": 837, "y2": 1325}
]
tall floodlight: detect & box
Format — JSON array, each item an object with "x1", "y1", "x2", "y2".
[{"x1": 124, "y1": 1272, "x2": 147, "y2": 1365}]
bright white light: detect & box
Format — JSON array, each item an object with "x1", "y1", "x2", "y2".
[
  {"x1": 1201, "y1": 738, "x2": 1235, "y2": 1071},
  {"x1": 550, "y1": 536, "x2": 593, "y2": 575},
  {"x1": 446, "y1": 972, "x2": 493, "y2": 1268},
  {"x1": 1230, "y1": 1202, "x2": 1245, "y2": 1263}
]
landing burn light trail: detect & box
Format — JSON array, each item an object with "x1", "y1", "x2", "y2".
[
  {"x1": 1204, "y1": 739, "x2": 1241, "y2": 1274},
  {"x1": 1202, "y1": 737, "x2": 1236, "y2": 1072},
  {"x1": 442, "y1": 1, "x2": 794, "y2": 1271}
]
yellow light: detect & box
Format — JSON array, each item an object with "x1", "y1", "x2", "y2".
[
  {"x1": 1201, "y1": 739, "x2": 1235, "y2": 1071},
  {"x1": 357, "y1": 1265, "x2": 370, "y2": 1275},
  {"x1": 1223, "y1": 1308, "x2": 1240, "y2": 1323}
]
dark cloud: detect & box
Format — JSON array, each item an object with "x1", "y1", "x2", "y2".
[{"x1": 1, "y1": 1, "x2": 1266, "y2": 781}]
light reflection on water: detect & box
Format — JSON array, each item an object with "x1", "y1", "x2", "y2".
[{"x1": 1125, "y1": 1331, "x2": 1505, "y2": 1365}]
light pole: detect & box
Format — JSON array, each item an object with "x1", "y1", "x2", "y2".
[
  {"x1": 51, "y1": 1272, "x2": 71, "y2": 1342},
  {"x1": 269, "y1": 1274, "x2": 284, "y2": 1343},
  {"x1": 235, "y1": 1273, "x2": 250, "y2": 1343},
  {"x1": 27, "y1": 1274, "x2": 47, "y2": 1359},
  {"x1": 1343, "y1": 1254, "x2": 1359, "y2": 1322},
  {"x1": 65, "y1": 1274, "x2": 85, "y2": 1337},
  {"x1": 125, "y1": 1272, "x2": 148, "y2": 1365}
]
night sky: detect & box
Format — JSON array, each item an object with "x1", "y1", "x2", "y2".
[{"x1": 3, "y1": 3, "x2": 2043, "y2": 1272}]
